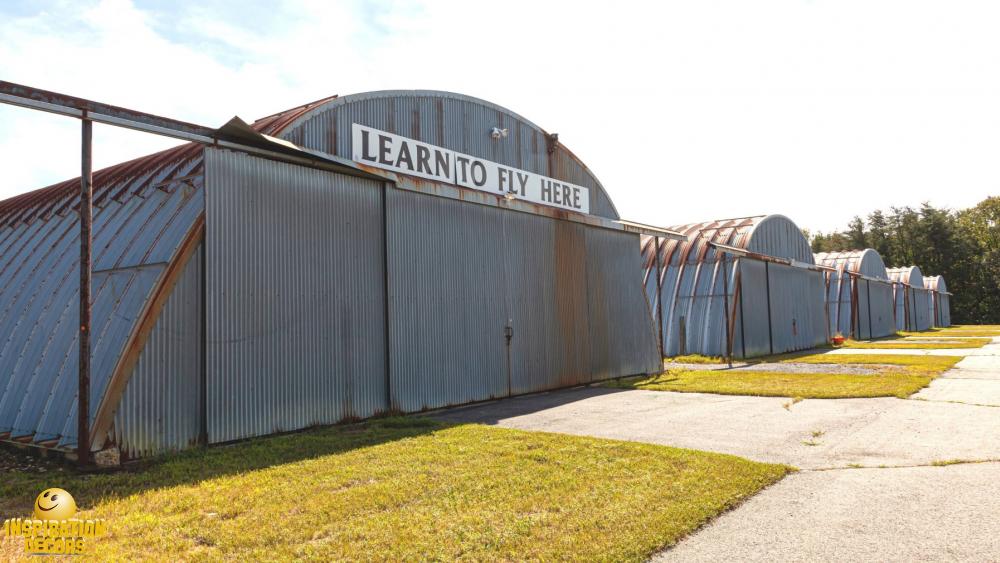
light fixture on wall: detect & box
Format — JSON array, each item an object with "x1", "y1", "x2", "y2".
[{"x1": 491, "y1": 127, "x2": 508, "y2": 140}]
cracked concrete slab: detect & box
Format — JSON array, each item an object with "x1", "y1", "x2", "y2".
[
  {"x1": 947, "y1": 355, "x2": 1000, "y2": 377},
  {"x1": 655, "y1": 463, "x2": 1000, "y2": 562},
  {"x1": 914, "y1": 378, "x2": 1000, "y2": 406}
]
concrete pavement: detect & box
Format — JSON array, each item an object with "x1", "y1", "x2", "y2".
[
  {"x1": 434, "y1": 339, "x2": 1000, "y2": 561},
  {"x1": 657, "y1": 463, "x2": 1000, "y2": 562}
]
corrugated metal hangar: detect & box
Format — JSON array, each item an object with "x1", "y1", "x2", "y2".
[
  {"x1": 640, "y1": 214, "x2": 828, "y2": 359},
  {"x1": 0, "y1": 88, "x2": 680, "y2": 459},
  {"x1": 924, "y1": 275, "x2": 952, "y2": 327},
  {"x1": 0, "y1": 82, "x2": 961, "y2": 464},
  {"x1": 814, "y1": 249, "x2": 896, "y2": 340},
  {"x1": 887, "y1": 266, "x2": 933, "y2": 331}
]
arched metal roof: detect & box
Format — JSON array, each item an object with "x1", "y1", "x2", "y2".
[
  {"x1": 925, "y1": 275, "x2": 947, "y2": 293},
  {"x1": 814, "y1": 249, "x2": 890, "y2": 280},
  {"x1": 641, "y1": 214, "x2": 813, "y2": 274},
  {"x1": 887, "y1": 266, "x2": 925, "y2": 288},
  {"x1": 250, "y1": 90, "x2": 622, "y2": 220}
]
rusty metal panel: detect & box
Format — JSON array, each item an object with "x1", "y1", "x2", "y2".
[
  {"x1": 584, "y1": 227, "x2": 661, "y2": 378},
  {"x1": 115, "y1": 244, "x2": 203, "y2": 458},
  {"x1": 388, "y1": 188, "x2": 656, "y2": 410},
  {"x1": 504, "y1": 213, "x2": 594, "y2": 392},
  {"x1": 386, "y1": 188, "x2": 508, "y2": 411},
  {"x1": 256, "y1": 90, "x2": 621, "y2": 220},
  {"x1": 205, "y1": 148, "x2": 388, "y2": 444},
  {"x1": 0, "y1": 146, "x2": 203, "y2": 451}
]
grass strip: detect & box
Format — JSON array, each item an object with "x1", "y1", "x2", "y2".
[
  {"x1": 0, "y1": 418, "x2": 789, "y2": 562},
  {"x1": 608, "y1": 354, "x2": 960, "y2": 399}
]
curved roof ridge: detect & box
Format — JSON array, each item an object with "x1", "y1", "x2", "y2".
[{"x1": 252, "y1": 89, "x2": 622, "y2": 220}]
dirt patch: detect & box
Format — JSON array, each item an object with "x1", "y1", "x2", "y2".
[{"x1": 0, "y1": 445, "x2": 66, "y2": 474}]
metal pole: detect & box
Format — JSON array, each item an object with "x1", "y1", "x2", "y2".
[
  {"x1": 78, "y1": 117, "x2": 93, "y2": 467},
  {"x1": 764, "y1": 261, "x2": 774, "y2": 356},
  {"x1": 654, "y1": 236, "x2": 665, "y2": 359},
  {"x1": 866, "y1": 279, "x2": 873, "y2": 339},
  {"x1": 721, "y1": 254, "x2": 732, "y2": 367}
]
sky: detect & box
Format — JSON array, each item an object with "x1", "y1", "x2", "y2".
[{"x1": 1, "y1": 0, "x2": 998, "y2": 234}]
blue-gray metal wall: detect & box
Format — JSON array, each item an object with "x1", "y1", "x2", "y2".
[
  {"x1": 205, "y1": 148, "x2": 388, "y2": 444},
  {"x1": 0, "y1": 146, "x2": 203, "y2": 451},
  {"x1": 386, "y1": 187, "x2": 658, "y2": 412},
  {"x1": 204, "y1": 148, "x2": 659, "y2": 445},
  {"x1": 934, "y1": 293, "x2": 952, "y2": 327},
  {"x1": 815, "y1": 250, "x2": 896, "y2": 340},
  {"x1": 114, "y1": 244, "x2": 203, "y2": 458},
  {"x1": 892, "y1": 284, "x2": 933, "y2": 332},
  {"x1": 854, "y1": 279, "x2": 896, "y2": 339},
  {"x1": 728, "y1": 260, "x2": 827, "y2": 358},
  {"x1": 644, "y1": 215, "x2": 828, "y2": 359}
]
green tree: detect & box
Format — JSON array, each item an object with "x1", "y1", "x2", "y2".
[{"x1": 847, "y1": 216, "x2": 867, "y2": 249}]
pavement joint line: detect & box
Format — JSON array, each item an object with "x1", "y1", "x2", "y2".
[
  {"x1": 907, "y1": 398, "x2": 1000, "y2": 408},
  {"x1": 936, "y1": 376, "x2": 1000, "y2": 380},
  {"x1": 804, "y1": 459, "x2": 1000, "y2": 472}
]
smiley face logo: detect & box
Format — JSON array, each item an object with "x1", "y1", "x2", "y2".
[{"x1": 33, "y1": 488, "x2": 77, "y2": 521}]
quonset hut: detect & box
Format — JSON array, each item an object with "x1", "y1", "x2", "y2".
[
  {"x1": 924, "y1": 276, "x2": 952, "y2": 327},
  {"x1": 814, "y1": 250, "x2": 895, "y2": 340},
  {"x1": 0, "y1": 90, "x2": 668, "y2": 460},
  {"x1": 641, "y1": 214, "x2": 829, "y2": 359},
  {"x1": 887, "y1": 266, "x2": 932, "y2": 331}
]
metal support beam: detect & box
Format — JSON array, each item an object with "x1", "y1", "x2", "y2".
[
  {"x1": 721, "y1": 254, "x2": 733, "y2": 367},
  {"x1": 765, "y1": 261, "x2": 774, "y2": 356},
  {"x1": 78, "y1": 117, "x2": 93, "y2": 467},
  {"x1": 654, "y1": 236, "x2": 665, "y2": 358}
]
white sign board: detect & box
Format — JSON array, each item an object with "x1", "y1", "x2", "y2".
[{"x1": 351, "y1": 123, "x2": 590, "y2": 214}]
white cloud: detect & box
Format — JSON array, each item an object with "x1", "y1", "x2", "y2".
[{"x1": 2, "y1": 0, "x2": 999, "y2": 233}]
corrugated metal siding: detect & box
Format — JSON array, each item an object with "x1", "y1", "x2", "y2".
[
  {"x1": 936, "y1": 294, "x2": 951, "y2": 327},
  {"x1": 888, "y1": 266, "x2": 932, "y2": 331},
  {"x1": 205, "y1": 148, "x2": 388, "y2": 444},
  {"x1": 114, "y1": 244, "x2": 203, "y2": 458},
  {"x1": 386, "y1": 188, "x2": 508, "y2": 411},
  {"x1": 642, "y1": 215, "x2": 825, "y2": 359},
  {"x1": 257, "y1": 90, "x2": 621, "y2": 220},
  {"x1": 0, "y1": 146, "x2": 203, "y2": 450},
  {"x1": 925, "y1": 276, "x2": 952, "y2": 327},
  {"x1": 857, "y1": 279, "x2": 896, "y2": 338},
  {"x1": 584, "y1": 227, "x2": 661, "y2": 377},
  {"x1": 745, "y1": 215, "x2": 815, "y2": 262},
  {"x1": 736, "y1": 259, "x2": 772, "y2": 357},
  {"x1": 815, "y1": 250, "x2": 896, "y2": 339},
  {"x1": 388, "y1": 188, "x2": 658, "y2": 411},
  {"x1": 765, "y1": 263, "x2": 828, "y2": 353},
  {"x1": 505, "y1": 213, "x2": 593, "y2": 393},
  {"x1": 823, "y1": 270, "x2": 853, "y2": 337}
]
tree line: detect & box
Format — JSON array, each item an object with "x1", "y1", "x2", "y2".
[{"x1": 808, "y1": 196, "x2": 1000, "y2": 324}]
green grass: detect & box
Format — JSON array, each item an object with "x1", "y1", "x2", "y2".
[
  {"x1": 900, "y1": 327, "x2": 1000, "y2": 338},
  {"x1": 664, "y1": 354, "x2": 727, "y2": 364},
  {"x1": 840, "y1": 337, "x2": 990, "y2": 349},
  {"x1": 606, "y1": 354, "x2": 961, "y2": 399},
  {"x1": 0, "y1": 418, "x2": 790, "y2": 561}
]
